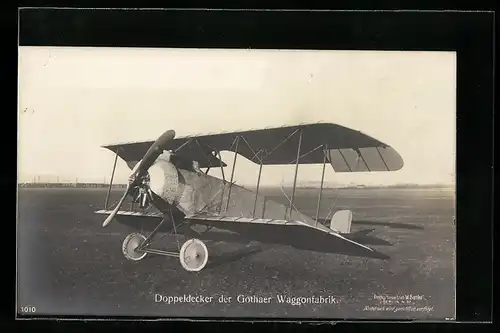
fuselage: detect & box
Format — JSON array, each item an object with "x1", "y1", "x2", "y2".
[{"x1": 147, "y1": 151, "x2": 317, "y2": 225}]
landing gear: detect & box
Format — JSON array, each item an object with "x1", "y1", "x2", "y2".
[
  {"x1": 179, "y1": 238, "x2": 209, "y2": 272},
  {"x1": 122, "y1": 233, "x2": 148, "y2": 261},
  {"x1": 120, "y1": 218, "x2": 210, "y2": 272}
]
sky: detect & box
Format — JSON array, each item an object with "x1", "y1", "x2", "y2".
[{"x1": 18, "y1": 47, "x2": 456, "y2": 187}]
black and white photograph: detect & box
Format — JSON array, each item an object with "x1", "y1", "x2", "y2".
[{"x1": 17, "y1": 46, "x2": 456, "y2": 320}]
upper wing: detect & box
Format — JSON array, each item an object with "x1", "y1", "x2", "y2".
[{"x1": 102, "y1": 122, "x2": 403, "y2": 172}]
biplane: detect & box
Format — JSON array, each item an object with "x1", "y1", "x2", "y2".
[{"x1": 95, "y1": 122, "x2": 404, "y2": 272}]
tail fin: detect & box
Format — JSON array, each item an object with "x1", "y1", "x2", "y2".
[{"x1": 330, "y1": 210, "x2": 353, "y2": 234}]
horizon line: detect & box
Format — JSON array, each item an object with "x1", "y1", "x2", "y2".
[{"x1": 17, "y1": 181, "x2": 455, "y2": 189}]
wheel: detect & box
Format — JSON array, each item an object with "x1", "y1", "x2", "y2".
[
  {"x1": 122, "y1": 233, "x2": 147, "y2": 261},
  {"x1": 179, "y1": 238, "x2": 208, "y2": 272}
]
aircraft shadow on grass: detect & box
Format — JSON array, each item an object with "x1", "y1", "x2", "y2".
[
  {"x1": 343, "y1": 228, "x2": 393, "y2": 247},
  {"x1": 205, "y1": 243, "x2": 265, "y2": 270},
  {"x1": 353, "y1": 219, "x2": 425, "y2": 230}
]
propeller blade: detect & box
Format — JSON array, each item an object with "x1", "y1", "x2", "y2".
[
  {"x1": 102, "y1": 184, "x2": 131, "y2": 227},
  {"x1": 133, "y1": 129, "x2": 176, "y2": 178},
  {"x1": 129, "y1": 159, "x2": 142, "y2": 178},
  {"x1": 101, "y1": 129, "x2": 176, "y2": 228}
]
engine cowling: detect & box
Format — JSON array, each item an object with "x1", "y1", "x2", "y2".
[{"x1": 147, "y1": 151, "x2": 181, "y2": 205}]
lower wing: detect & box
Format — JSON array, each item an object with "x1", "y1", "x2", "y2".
[
  {"x1": 94, "y1": 210, "x2": 388, "y2": 259},
  {"x1": 185, "y1": 214, "x2": 388, "y2": 259}
]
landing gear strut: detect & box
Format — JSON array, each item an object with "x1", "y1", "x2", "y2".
[{"x1": 120, "y1": 217, "x2": 209, "y2": 272}]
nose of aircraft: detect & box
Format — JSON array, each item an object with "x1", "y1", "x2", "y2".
[{"x1": 147, "y1": 158, "x2": 180, "y2": 205}]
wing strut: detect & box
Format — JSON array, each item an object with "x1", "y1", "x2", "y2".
[
  {"x1": 237, "y1": 134, "x2": 265, "y2": 218},
  {"x1": 286, "y1": 127, "x2": 303, "y2": 220},
  {"x1": 104, "y1": 148, "x2": 120, "y2": 210},
  {"x1": 315, "y1": 144, "x2": 327, "y2": 227},
  {"x1": 252, "y1": 150, "x2": 264, "y2": 217},
  {"x1": 225, "y1": 136, "x2": 240, "y2": 212},
  {"x1": 214, "y1": 148, "x2": 226, "y2": 213}
]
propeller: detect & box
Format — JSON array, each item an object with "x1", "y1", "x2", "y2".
[{"x1": 102, "y1": 129, "x2": 176, "y2": 227}]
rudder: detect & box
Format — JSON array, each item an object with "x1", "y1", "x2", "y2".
[{"x1": 330, "y1": 209, "x2": 353, "y2": 234}]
